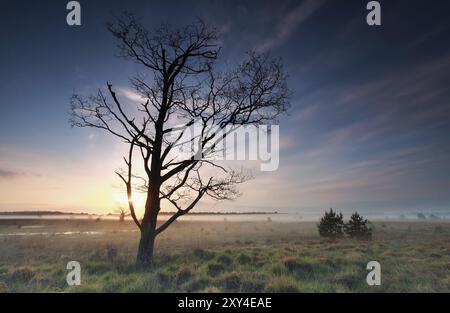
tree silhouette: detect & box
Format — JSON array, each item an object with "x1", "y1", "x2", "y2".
[
  {"x1": 317, "y1": 209, "x2": 344, "y2": 239},
  {"x1": 70, "y1": 13, "x2": 290, "y2": 266},
  {"x1": 115, "y1": 206, "x2": 130, "y2": 222},
  {"x1": 344, "y1": 212, "x2": 372, "y2": 240}
]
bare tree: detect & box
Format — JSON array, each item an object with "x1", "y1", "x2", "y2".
[
  {"x1": 70, "y1": 13, "x2": 290, "y2": 266},
  {"x1": 114, "y1": 206, "x2": 130, "y2": 222}
]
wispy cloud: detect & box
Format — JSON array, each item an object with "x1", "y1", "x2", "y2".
[
  {"x1": 0, "y1": 168, "x2": 20, "y2": 179},
  {"x1": 118, "y1": 88, "x2": 145, "y2": 102},
  {"x1": 257, "y1": 0, "x2": 326, "y2": 51},
  {"x1": 0, "y1": 166, "x2": 42, "y2": 180}
]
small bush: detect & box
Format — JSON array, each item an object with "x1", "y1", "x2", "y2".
[
  {"x1": 417, "y1": 213, "x2": 427, "y2": 220},
  {"x1": 207, "y1": 262, "x2": 225, "y2": 276},
  {"x1": 317, "y1": 209, "x2": 344, "y2": 239},
  {"x1": 175, "y1": 266, "x2": 193, "y2": 284},
  {"x1": 344, "y1": 212, "x2": 373, "y2": 240},
  {"x1": 237, "y1": 253, "x2": 252, "y2": 265}
]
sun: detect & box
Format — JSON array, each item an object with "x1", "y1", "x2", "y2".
[{"x1": 113, "y1": 192, "x2": 146, "y2": 216}]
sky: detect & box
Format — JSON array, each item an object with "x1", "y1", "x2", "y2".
[{"x1": 1, "y1": 0, "x2": 450, "y2": 217}]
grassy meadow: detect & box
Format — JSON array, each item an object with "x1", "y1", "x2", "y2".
[{"x1": 0, "y1": 218, "x2": 449, "y2": 293}]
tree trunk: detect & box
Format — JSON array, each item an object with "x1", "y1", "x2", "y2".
[
  {"x1": 136, "y1": 222, "x2": 156, "y2": 267},
  {"x1": 136, "y1": 108, "x2": 163, "y2": 267},
  {"x1": 136, "y1": 187, "x2": 160, "y2": 267}
]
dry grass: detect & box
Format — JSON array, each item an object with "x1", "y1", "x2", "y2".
[{"x1": 0, "y1": 219, "x2": 449, "y2": 292}]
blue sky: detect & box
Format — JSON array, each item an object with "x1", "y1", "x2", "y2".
[{"x1": 1, "y1": 0, "x2": 450, "y2": 216}]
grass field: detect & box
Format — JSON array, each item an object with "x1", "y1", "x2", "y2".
[{"x1": 0, "y1": 219, "x2": 449, "y2": 292}]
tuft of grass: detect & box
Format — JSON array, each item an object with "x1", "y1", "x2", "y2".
[
  {"x1": 139, "y1": 274, "x2": 166, "y2": 292},
  {"x1": 67, "y1": 284, "x2": 101, "y2": 293},
  {"x1": 282, "y1": 257, "x2": 298, "y2": 272},
  {"x1": 207, "y1": 261, "x2": 226, "y2": 276},
  {"x1": 237, "y1": 253, "x2": 252, "y2": 265},
  {"x1": 265, "y1": 276, "x2": 300, "y2": 293},
  {"x1": 101, "y1": 274, "x2": 137, "y2": 293},
  {"x1": 105, "y1": 243, "x2": 118, "y2": 262},
  {"x1": 222, "y1": 271, "x2": 241, "y2": 291},
  {"x1": 1, "y1": 220, "x2": 449, "y2": 292},
  {"x1": 183, "y1": 276, "x2": 210, "y2": 292},
  {"x1": 271, "y1": 263, "x2": 288, "y2": 276},
  {"x1": 155, "y1": 269, "x2": 171, "y2": 285},
  {"x1": 0, "y1": 281, "x2": 8, "y2": 293},
  {"x1": 84, "y1": 262, "x2": 111, "y2": 275},
  {"x1": 216, "y1": 254, "x2": 233, "y2": 266},
  {"x1": 193, "y1": 248, "x2": 215, "y2": 260},
  {"x1": 332, "y1": 269, "x2": 364, "y2": 290},
  {"x1": 9, "y1": 267, "x2": 34, "y2": 282},
  {"x1": 204, "y1": 286, "x2": 221, "y2": 293},
  {"x1": 175, "y1": 266, "x2": 193, "y2": 284},
  {"x1": 240, "y1": 275, "x2": 266, "y2": 293}
]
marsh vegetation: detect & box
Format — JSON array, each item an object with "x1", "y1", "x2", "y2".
[{"x1": 0, "y1": 219, "x2": 449, "y2": 292}]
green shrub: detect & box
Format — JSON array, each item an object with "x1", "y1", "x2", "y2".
[
  {"x1": 344, "y1": 212, "x2": 373, "y2": 240},
  {"x1": 417, "y1": 213, "x2": 427, "y2": 220},
  {"x1": 317, "y1": 209, "x2": 344, "y2": 239}
]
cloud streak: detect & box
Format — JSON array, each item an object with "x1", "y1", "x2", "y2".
[
  {"x1": 0, "y1": 168, "x2": 20, "y2": 179},
  {"x1": 258, "y1": 0, "x2": 326, "y2": 51}
]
